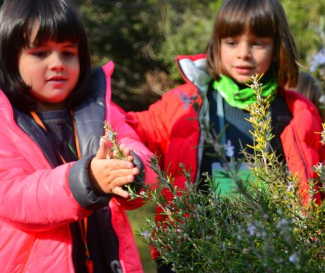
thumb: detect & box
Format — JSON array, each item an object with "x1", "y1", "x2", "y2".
[{"x1": 95, "y1": 137, "x2": 109, "y2": 159}]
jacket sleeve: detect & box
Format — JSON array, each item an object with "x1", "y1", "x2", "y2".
[
  {"x1": 69, "y1": 154, "x2": 112, "y2": 210},
  {"x1": 281, "y1": 90, "x2": 323, "y2": 205},
  {"x1": 126, "y1": 83, "x2": 199, "y2": 170},
  {"x1": 0, "y1": 138, "x2": 91, "y2": 231},
  {"x1": 126, "y1": 86, "x2": 186, "y2": 168}
]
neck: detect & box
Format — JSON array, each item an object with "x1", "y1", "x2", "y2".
[{"x1": 35, "y1": 100, "x2": 67, "y2": 112}]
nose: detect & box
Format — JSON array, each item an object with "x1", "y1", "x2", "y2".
[
  {"x1": 237, "y1": 42, "x2": 251, "y2": 60},
  {"x1": 49, "y1": 52, "x2": 66, "y2": 71}
]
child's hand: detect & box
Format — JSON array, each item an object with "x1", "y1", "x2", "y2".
[
  {"x1": 89, "y1": 138, "x2": 139, "y2": 198},
  {"x1": 112, "y1": 143, "x2": 134, "y2": 162}
]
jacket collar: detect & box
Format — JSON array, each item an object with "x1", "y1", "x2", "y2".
[{"x1": 175, "y1": 54, "x2": 211, "y2": 96}]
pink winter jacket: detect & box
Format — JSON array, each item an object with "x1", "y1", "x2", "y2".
[{"x1": 0, "y1": 62, "x2": 155, "y2": 273}]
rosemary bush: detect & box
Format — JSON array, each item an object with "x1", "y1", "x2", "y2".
[{"x1": 104, "y1": 75, "x2": 325, "y2": 272}]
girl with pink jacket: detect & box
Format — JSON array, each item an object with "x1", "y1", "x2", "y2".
[{"x1": 0, "y1": 0, "x2": 155, "y2": 272}]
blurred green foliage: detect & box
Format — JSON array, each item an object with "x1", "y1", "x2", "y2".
[
  {"x1": 127, "y1": 204, "x2": 157, "y2": 273},
  {"x1": 0, "y1": 0, "x2": 323, "y2": 110},
  {"x1": 75, "y1": 0, "x2": 324, "y2": 111}
]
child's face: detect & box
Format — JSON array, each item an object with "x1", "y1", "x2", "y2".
[
  {"x1": 220, "y1": 31, "x2": 274, "y2": 84},
  {"x1": 18, "y1": 22, "x2": 80, "y2": 111}
]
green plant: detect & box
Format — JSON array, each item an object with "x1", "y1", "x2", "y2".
[
  {"x1": 108, "y1": 75, "x2": 325, "y2": 272},
  {"x1": 103, "y1": 121, "x2": 145, "y2": 193}
]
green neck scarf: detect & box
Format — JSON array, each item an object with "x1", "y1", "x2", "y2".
[{"x1": 212, "y1": 75, "x2": 278, "y2": 109}]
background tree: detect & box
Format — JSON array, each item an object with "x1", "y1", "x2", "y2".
[
  {"x1": 75, "y1": 0, "x2": 324, "y2": 111},
  {"x1": 75, "y1": 0, "x2": 219, "y2": 111},
  {"x1": 0, "y1": 0, "x2": 322, "y2": 110}
]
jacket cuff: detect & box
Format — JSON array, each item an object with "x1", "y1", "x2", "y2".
[
  {"x1": 68, "y1": 155, "x2": 111, "y2": 210},
  {"x1": 130, "y1": 150, "x2": 145, "y2": 192}
]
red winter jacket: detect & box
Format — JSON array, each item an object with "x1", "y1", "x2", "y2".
[{"x1": 127, "y1": 54, "x2": 324, "y2": 259}]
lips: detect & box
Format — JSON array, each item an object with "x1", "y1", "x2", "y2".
[
  {"x1": 46, "y1": 75, "x2": 68, "y2": 89},
  {"x1": 47, "y1": 75, "x2": 67, "y2": 82},
  {"x1": 235, "y1": 66, "x2": 254, "y2": 75}
]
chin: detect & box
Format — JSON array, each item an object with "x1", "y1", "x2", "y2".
[{"x1": 234, "y1": 77, "x2": 251, "y2": 84}]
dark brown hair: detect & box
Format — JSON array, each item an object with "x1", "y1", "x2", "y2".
[
  {"x1": 206, "y1": 0, "x2": 298, "y2": 87},
  {"x1": 0, "y1": 0, "x2": 92, "y2": 112}
]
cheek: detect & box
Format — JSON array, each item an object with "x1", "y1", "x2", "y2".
[
  {"x1": 220, "y1": 46, "x2": 232, "y2": 68},
  {"x1": 18, "y1": 57, "x2": 40, "y2": 87},
  {"x1": 74, "y1": 66, "x2": 80, "y2": 82},
  {"x1": 220, "y1": 47, "x2": 227, "y2": 64},
  {"x1": 18, "y1": 66, "x2": 31, "y2": 86},
  {"x1": 263, "y1": 46, "x2": 274, "y2": 68},
  {"x1": 18, "y1": 59, "x2": 26, "y2": 83},
  {"x1": 260, "y1": 52, "x2": 274, "y2": 72},
  {"x1": 72, "y1": 60, "x2": 80, "y2": 77},
  {"x1": 70, "y1": 65, "x2": 80, "y2": 88},
  {"x1": 220, "y1": 52, "x2": 231, "y2": 74}
]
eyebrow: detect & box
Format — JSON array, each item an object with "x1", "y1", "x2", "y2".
[
  {"x1": 61, "y1": 43, "x2": 78, "y2": 48},
  {"x1": 28, "y1": 42, "x2": 78, "y2": 48}
]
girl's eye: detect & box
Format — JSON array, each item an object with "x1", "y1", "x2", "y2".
[
  {"x1": 62, "y1": 48, "x2": 78, "y2": 58},
  {"x1": 252, "y1": 41, "x2": 263, "y2": 47},
  {"x1": 62, "y1": 51, "x2": 76, "y2": 57},
  {"x1": 223, "y1": 39, "x2": 237, "y2": 46},
  {"x1": 252, "y1": 37, "x2": 272, "y2": 47},
  {"x1": 32, "y1": 51, "x2": 48, "y2": 58}
]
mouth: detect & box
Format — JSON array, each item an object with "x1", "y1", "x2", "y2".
[
  {"x1": 47, "y1": 75, "x2": 67, "y2": 82},
  {"x1": 235, "y1": 66, "x2": 254, "y2": 75}
]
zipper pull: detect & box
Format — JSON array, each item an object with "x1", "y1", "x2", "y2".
[{"x1": 86, "y1": 259, "x2": 94, "y2": 273}]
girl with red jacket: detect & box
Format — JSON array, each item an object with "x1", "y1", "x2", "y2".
[
  {"x1": 127, "y1": 0, "x2": 323, "y2": 272},
  {"x1": 0, "y1": 0, "x2": 155, "y2": 272}
]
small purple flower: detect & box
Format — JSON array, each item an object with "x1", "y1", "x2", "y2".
[
  {"x1": 287, "y1": 182, "x2": 293, "y2": 192},
  {"x1": 106, "y1": 131, "x2": 114, "y2": 142},
  {"x1": 224, "y1": 140, "x2": 235, "y2": 157},
  {"x1": 247, "y1": 223, "x2": 257, "y2": 236},
  {"x1": 141, "y1": 230, "x2": 151, "y2": 240},
  {"x1": 308, "y1": 48, "x2": 325, "y2": 72},
  {"x1": 289, "y1": 253, "x2": 299, "y2": 264}
]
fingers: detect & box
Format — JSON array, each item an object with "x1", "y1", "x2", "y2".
[
  {"x1": 109, "y1": 172, "x2": 138, "y2": 198},
  {"x1": 89, "y1": 156, "x2": 140, "y2": 197},
  {"x1": 90, "y1": 141, "x2": 139, "y2": 198},
  {"x1": 95, "y1": 137, "x2": 109, "y2": 159},
  {"x1": 113, "y1": 187, "x2": 129, "y2": 199},
  {"x1": 103, "y1": 162, "x2": 139, "y2": 177},
  {"x1": 98, "y1": 171, "x2": 137, "y2": 198},
  {"x1": 112, "y1": 144, "x2": 132, "y2": 160},
  {"x1": 126, "y1": 155, "x2": 134, "y2": 162},
  {"x1": 108, "y1": 159, "x2": 135, "y2": 170}
]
